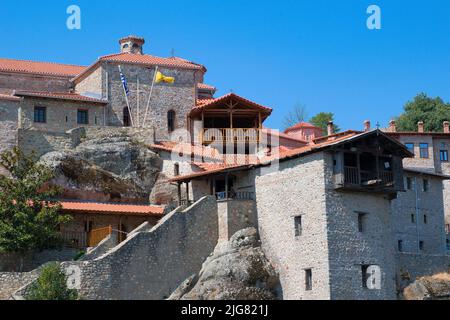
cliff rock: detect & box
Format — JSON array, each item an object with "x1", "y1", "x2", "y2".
[
  {"x1": 169, "y1": 228, "x2": 281, "y2": 300},
  {"x1": 403, "y1": 273, "x2": 450, "y2": 300}
]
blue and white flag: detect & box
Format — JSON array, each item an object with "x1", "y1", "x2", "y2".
[{"x1": 119, "y1": 66, "x2": 130, "y2": 96}]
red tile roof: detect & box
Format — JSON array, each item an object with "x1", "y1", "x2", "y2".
[
  {"x1": 285, "y1": 122, "x2": 322, "y2": 133},
  {"x1": 0, "y1": 58, "x2": 86, "y2": 77},
  {"x1": 60, "y1": 201, "x2": 164, "y2": 216},
  {"x1": 149, "y1": 141, "x2": 223, "y2": 161},
  {"x1": 14, "y1": 91, "x2": 108, "y2": 104},
  {"x1": 192, "y1": 93, "x2": 272, "y2": 115},
  {"x1": 0, "y1": 93, "x2": 21, "y2": 102}
]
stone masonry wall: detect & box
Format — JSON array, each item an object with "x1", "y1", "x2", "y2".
[
  {"x1": 392, "y1": 172, "x2": 447, "y2": 255},
  {"x1": 58, "y1": 196, "x2": 218, "y2": 300},
  {"x1": 0, "y1": 99, "x2": 19, "y2": 157},
  {"x1": 0, "y1": 269, "x2": 40, "y2": 300},
  {"x1": 0, "y1": 72, "x2": 73, "y2": 92},
  {"x1": 255, "y1": 152, "x2": 331, "y2": 300}
]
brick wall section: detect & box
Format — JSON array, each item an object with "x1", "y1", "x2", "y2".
[
  {"x1": 392, "y1": 173, "x2": 447, "y2": 255},
  {"x1": 0, "y1": 72, "x2": 73, "y2": 92},
  {"x1": 255, "y1": 153, "x2": 331, "y2": 300},
  {"x1": 53, "y1": 196, "x2": 218, "y2": 300}
]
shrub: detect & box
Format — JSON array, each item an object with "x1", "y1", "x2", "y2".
[{"x1": 26, "y1": 263, "x2": 78, "y2": 300}]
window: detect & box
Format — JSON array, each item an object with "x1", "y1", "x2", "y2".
[
  {"x1": 357, "y1": 213, "x2": 367, "y2": 233},
  {"x1": 34, "y1": 107, "x2": 46, "y2": 123},
  {"x1": 419, "y1": 241, "x2": 424, "y2": 251},
  {"x1": 174, "y1": 163, "x2": 180, "y2": 176},
  {"x1": 84, "y1": 220, "x2": 93, "y2": 233},
  {"x1": 440, "y1": 150, "x2": 449, "y2": 162},
  {"x1": 422, "y1": 179, "x2": 429, "y2": 192},
  {"x1": 167, "y1": 110, "x2": 175, "y2": 132},
  {"x1": 447, "y1": 239, "x2": 450, "y2": 251},
  {"x1": 405, "y1": 143, "x2": 414, "y2": 154},
  {"x1": 406, "y1": 177, "x2": 413, "y2": 190},
  {"x1": 423, "y1": 215, "x2": 427, "y2": 224},
  {"x1": 305, "y1": 269, "x2": 312, "y2": 291},
  {"x1": 398, "y1": 240, "x2": 403, "y2": 252},
  {"x1": 419, "y1": 143, "x2": 429, "y2": 158},
  {"x1": 77, "y1": 109, "x2": 89, "y2": 125},
  {"x1": 361, "y1": 265, "x2": 370, "y2": 288},
  {"x1": 411, "y1": 214, "x2": 415, "y2": 224},
  {"x1": 294, "y1": 216, "x2": 302, "y2": 237}
]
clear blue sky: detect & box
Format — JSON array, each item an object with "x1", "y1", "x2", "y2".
[{"x1": 1, "y1": 0, "x2": 449, "y2": 131}]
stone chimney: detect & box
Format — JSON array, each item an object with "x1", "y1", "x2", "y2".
[
  {"x1": 444, "y1": 121, "x2": 449, "y2": 134},
  {"x1": 364, "y1": 120, "x2": 371, "y2": 132},
  {"x1": 389, "y1": 120, "x2": 397, "y2": 133},
  {"x1": 418, "y1": 121, "x2": 425, "y2": 133},
  {"x1": 119, "y1": 35, "x2": 145, "y2": 55},
  {"x1": 327, "y1": 121, "x2": 334, "y2": 136}
]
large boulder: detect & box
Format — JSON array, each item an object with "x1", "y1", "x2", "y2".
[
  {"x1": 169, "y1": 228, "x2": 281, "y2": 300},
  {"x1": 39, "y1": 134, "x2": 163, "y2": 201},
  {"x1": 403, "y1": 273, "x2": 450, "y2": 300}
]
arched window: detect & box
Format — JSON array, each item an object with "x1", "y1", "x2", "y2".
[
  {"x1": 123, "y1": 107, "x2": 131, "y2": 127},
  {"x1": 167, "y1": 110, "x2": 175, "y2": 132}
]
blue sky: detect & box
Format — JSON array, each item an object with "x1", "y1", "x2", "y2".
[{"x1": 0, "y1": 0, "x2": 449, "y2": 131}]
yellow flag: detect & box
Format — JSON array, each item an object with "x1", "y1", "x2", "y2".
[{"x1": 155, "y1": 71, "x2": 175, "y2": 84}]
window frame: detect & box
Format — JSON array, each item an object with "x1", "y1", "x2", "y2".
[
  {"x1": 77, "y1": 109, "x2": 89, "y2": 125},
  {"x1": 357, "y1": 212, "x2": 367, "y2": 233},
  {"x1": 33, "y1": 106, "x2": 47, "y2": 123},
  {"x1": 398, "y1": 240, "x2": 403, "y2": 252},
  {"x1": 294, "y1": 215, "x2": 303, "y2": 237},
  {"x1": 440, "y1": 150, "x2": 449, "y2": 162},
  {"x1": 419, "y1": 143, "x2": 429, "y2": 159},
  {"x1": 167, "y1": 110, "x2": 176, "y2": 133},
  {"x1": 422, "y1": 179, "x2": 429, "y2": 192},
  {"x1": 305, "y1": 269, "x2": 313, "y2": 291},
  {"x1": 404, "y1": 143, "x2": 414, "y2": 155}
]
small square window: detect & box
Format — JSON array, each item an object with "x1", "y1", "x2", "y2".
[
  {"x1": 305, "y1": 269, "x2": 312, "y2": 291},
  {"x1": 440, "y1": 150, "x2": 449, "y2": 162},
  {"x1": 419, "y1": 143, "x2": 429, "y2": 158},
  {"x1": 34, "y1": 106, "x2": 46, "y2": 123},
  {"x1": 77, "y1": 109, "x2": 89, "y2": 125},
  {"x1": 422, "y1": 179, "x2": 429, "y2": 192},
  {"x1": 294, "y1": 216, "x2": 302, "y2": 237}
]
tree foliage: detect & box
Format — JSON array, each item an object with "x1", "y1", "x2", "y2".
[
  {"x1": 26, "y1": 262, "x2": 78, "y2": 300},
  {"x1": 396, "y1": 93, "x2": 450, "y2": 132},
  {"x1": 0, "y1": 147, "x2": 70, "y2": 253},
  {"x1": 310, "y1": 112, "x2": 341, "y2": 135}
]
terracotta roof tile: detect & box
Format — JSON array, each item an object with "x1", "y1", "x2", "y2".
[
  {"x1": 14, "y1": 91, "x2": 108, "y2": 104},
  {"x1": 0, "y1": 58, "x2": 86, "y2": 77},
  {"x1": 197, "y1": 83, "x2": 216, "y2": 91},
  {"x1": 192, "y1": 93, "x2": 272, "y2": 114},
  {"x1": 60, "y1": 201, "x2": 164, "y2": 216},
  {"x1": 285, "y1": 122, "x2": 321, "y2": 133},
  {"x1": 100, "y1": 53, "x2": 205, "y2": 70}
]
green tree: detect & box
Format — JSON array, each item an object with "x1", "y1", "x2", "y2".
[
  {"x1": 0, "y1": 147, "x2": 70, "y2": 253},
  {"x1": 26, "y1": 262, "x2": 78, "y2": 300},
  {"x1": 396, "y1": 93, "x2": 450, "y2": 132},
  {"x1": 310, "y1": 112, "x2": 341, "y2": 136}
]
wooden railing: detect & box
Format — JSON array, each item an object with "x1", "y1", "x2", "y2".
[
  {"x1": 344, "y1": 167, "x2": 394, "y2": 186},
  {"x1": 88, "y1": 226, "x2": 112, "y2": 248},
  {"x1": 202, "y1": 128, "x2": 261, "y2": 144},
  {"x1": 61, "y1": 231, "x2": 87, "y2": 249},
  {"x1": 216, "y1": 191, "x2": 255, "y2": 201}
]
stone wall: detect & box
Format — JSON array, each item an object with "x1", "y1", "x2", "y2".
[
  {"x1": 58, "y1": 196, "x2": 218, "y2": 300},
  {"x1": 396, "y1": 135, "x2": 435, "y2": 171},
  {"x1": 0, "y1": 269, "x2": 40, "y2": 300},
  {"x1": 255, "y1": 152, "x2": 331, "y2": 300},
  {"x1": 392, "y1": 172, "x2": 447, "y2": 255},
  {"x1": 0, "y1": 72, "x2": 73, "y2": 92},
  {"x1": 0, "y1": 100, "x2": 19, "y2": 169},
  {"x1": 217, "y1": 199, "x2": 258, "y2": 242}
]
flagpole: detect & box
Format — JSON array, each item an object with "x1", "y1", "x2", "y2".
[
  {"x1": 143, "y1": 66, "x2": 158, "y2": 128},
  {"x1": 118, "y1": 65, "x2": 134, "y2": 127}
]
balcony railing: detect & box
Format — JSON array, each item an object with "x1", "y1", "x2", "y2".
[
  {"x1": 61, "y1": 231, "x2": 87, "y2": 249},
  {"x1": 344, "y1": 167, "x2": 394, "y2": 186},
  {"x1": 202, "y1": 128, "x2": 261, "y2": 144},
  {"x1": 216, "y1": 191, "x2": 255, "y2": 201}
]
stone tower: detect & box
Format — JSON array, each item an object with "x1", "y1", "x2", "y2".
[{"x1": 119, "y1": 35, "x2": 145, "y2": 55}]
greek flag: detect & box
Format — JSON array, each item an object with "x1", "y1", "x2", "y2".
[{"x1": 119, "y1": 66, "x2": 129, "y2": 96}]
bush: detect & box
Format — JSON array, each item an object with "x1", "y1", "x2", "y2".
[{"x1": 26, "y1": 263, "x2": 78, "y2": 300}]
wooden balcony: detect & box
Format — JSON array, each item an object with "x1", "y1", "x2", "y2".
[
  {"x1": 344, "y1": 166, "x2": 394, "y2": 186},
  {"x1": 60, "y1": 231, "x2": 87, "y2": 249},
  {"x1": 201, "y1": 128, "x2": 261, "y2": 144}
]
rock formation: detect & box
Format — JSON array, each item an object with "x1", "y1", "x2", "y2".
[
  {"x1": 403, "y1": 273, "x2": 450, "y2": 300},
  {"x1": 39, "y1": 133, "x2": 162, "y2": 202},
  {"x1": 169, "y1": 228, "x2": 281, "y2": 300}
]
